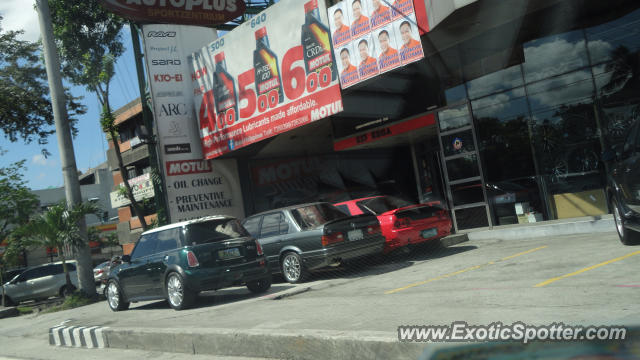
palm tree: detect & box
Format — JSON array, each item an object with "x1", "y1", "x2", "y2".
[{"x1": 13, "y1": 201, "x2": 99, "y2": 295}]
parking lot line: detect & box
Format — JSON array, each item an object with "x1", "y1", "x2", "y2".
[
  {"x1": 384, "y1": 245, "x2": 547, "y2": 294},
  {"x1": 534, "y1": 250, "x2": 640, "y2": 287}
]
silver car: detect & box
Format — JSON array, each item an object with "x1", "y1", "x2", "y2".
[{"x1": 1, "y1": 261, "x2": 78, "y2": 306}]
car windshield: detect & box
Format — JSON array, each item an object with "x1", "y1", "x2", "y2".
[
  {"x1": 290, "y1": 203, "x2": 348, "y2": 230},
  {"x1": 185, "y1": 219, "x2": 250, "y2": 245},
  {"x1": 357, "y1": 196, "x2": 414, "y2": 215}
]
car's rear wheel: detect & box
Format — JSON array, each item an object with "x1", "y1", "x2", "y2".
[
  {"x1": 281, "y1": 252, "x2": 307, "y2": 284},
  {"x1": 59, "y1": 285, "x2": 76, "y2": 298},
  {"x1": 166, "y1": 273, "x2": 195, "y2": 310},
  {"x1": 611, "y1": 198, "x2": 640, "y2": 245},
  {"x1": 106, "y1": 280, "x2": 129, "y2": 311},
  {"x1": 246, "y1": 276, "x2": 272, "y2": 294}
]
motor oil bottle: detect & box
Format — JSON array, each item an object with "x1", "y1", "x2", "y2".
[
  {"x1": 301, "y1": 0, "x2": 337, "y2": 82},
  {"x1": 213, "y1": 52, "x2": 238, "y2": 126},
  {"x1": 254, "y1": 27, "x2": 284, "y2": 105}
]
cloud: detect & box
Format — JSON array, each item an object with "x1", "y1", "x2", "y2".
[
  {"x1": 0, "y1": 0, "x2": 40, "y2": 42},
  {"x1": 32, "y1": 153, "x2": 56, "y2": 166}
]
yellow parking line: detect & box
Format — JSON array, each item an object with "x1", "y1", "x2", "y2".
[
  {"x1": 534, "y1": 250, "x2": 640, "y2": 287},
  {"x1": 385, "y1": 245, "x2": 547, "y2": 294}
]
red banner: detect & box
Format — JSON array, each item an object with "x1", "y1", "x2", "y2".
[{"x1": 334, "y1": 113, "x2": 435, "y2": 151}]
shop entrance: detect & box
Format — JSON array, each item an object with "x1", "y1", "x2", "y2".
[{"x1": 435, "y1": 103, "x2": 492, "y2": 231}]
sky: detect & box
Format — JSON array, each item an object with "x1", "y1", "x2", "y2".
[{"x1": 0, "y1": 0, "x2": 140, "y2": 190}]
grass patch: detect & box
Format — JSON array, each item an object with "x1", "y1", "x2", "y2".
[
  {"x1": 16, "y1": 306, "x2": 33, "y2": 315},
  {"x1": 41, "y1": 292, "x2": 96, "y2": 314}
]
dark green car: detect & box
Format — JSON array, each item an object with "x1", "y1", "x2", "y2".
[{"x1": 106, "y1": 216, "x2": 271, "y2": 311}]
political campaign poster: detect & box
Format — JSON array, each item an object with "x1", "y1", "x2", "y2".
[{"x1": 328, "y1": 0, "x2": 424, "y2": 89}]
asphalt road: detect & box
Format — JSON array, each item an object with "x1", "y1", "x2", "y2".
[{"x1": 1, "y1": 230, "x2": 638, "y2": 358}]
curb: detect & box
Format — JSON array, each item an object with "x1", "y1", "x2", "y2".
[
  {"x1": 465, "y1": 216, "x2": 615, "y2": 241},
  {"x1": 0, "y1": 306, "x2": 18, "y2": 319},
  {"x1": 102, "y1": 327, "x2": 427, "y2": 359},
  {"x1": 49, "y1": 325, "x2": 109, "y2": 348}
]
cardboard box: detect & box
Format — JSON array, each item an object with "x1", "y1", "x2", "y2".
[{"x1": 552, "y1": 189, "x2": 607, "y2": 219}]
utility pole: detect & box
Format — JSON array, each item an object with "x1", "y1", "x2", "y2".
[
  {"x1": 130, "y1": 22, "x2": 169, "y2": 225},
  {"x1": 35, "y1": 0, "x2": 95, "y2": 297}
]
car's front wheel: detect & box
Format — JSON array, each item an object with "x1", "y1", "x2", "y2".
[
  {"x1": 281, "y1": 252, "x2": 307, "y2": 284},
  {"x1": 166, "y1": 273, "x2": 195, "y2": 310},
  {"x1": 59, "y1": 285, "x2": 76, "y2": 298},
  {"x1": 106, "y1": 280, "x2": 129, "y2": 311},
  {"x1": 247, "y1": 277, "x2": 272, "y2": 293},
  {"x1": 611, "y1": 198, "x2": 640, "y2": 245}
]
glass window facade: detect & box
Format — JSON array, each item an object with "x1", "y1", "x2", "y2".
[{"x1": 439, "y1": 8, "x2": 640, "y2": 225}]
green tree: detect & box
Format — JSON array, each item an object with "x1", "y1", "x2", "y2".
[
  {"x1": 48, "y1": 0, "x2": 149, "y2": 231},
  {"x1": 13, "y1": 201, "x2": 100, "y2": 295},
  {"x1": 0, "y1": 155, "x2": 39, "y2": 306},
  {"x1": 0, "y1": 16, "x2": 86, "y2": 155}
]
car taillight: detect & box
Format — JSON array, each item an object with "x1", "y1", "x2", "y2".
[
  {"x1": 438, "y1": 210, "x2": 448, "y2": 220},
  {"x1": 321, "y1": 232, "x2": 344, "y2": 246},
  {"x1": 394, "y1": 217, "x2": 411, "y2": 228},
  {"x1": 96, "y1": 269, "x2": 103, "y2": 274},
  {"x1": 255, "y1": 240, "x2": 264, "y2": 256},
  {"x1": 367, "y1": 224, "x2": 380, "y2": 234},
  {"x1": 186, "y1": 251, "x2": 199, "y2": 267}
]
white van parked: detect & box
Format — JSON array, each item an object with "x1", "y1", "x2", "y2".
[{"x1": 1, "y1": 261, "x2": 78, "y2": 306}]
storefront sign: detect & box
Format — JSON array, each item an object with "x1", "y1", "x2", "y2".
[
  {"x1": 190, "y1": 0, "x2": 343, "y2": 160},
  {"x1": 329, "y1": 0, "x2": 424, "y2": 89},
  {"x1": 99, "y1": 0, "x2": 246, "y2": 26},
  {"x1": 334, "y1": 113, "x2": 435, "y2": 150},
  {"x1": 110, "y1": 173, "x2": 155, "y2": 208},
  {"x1": 165, "y1": 159, "x2": 244, "y2": 222},
  {"x1": 143, "y1": 24, "x2": 226, "y2": 223}
]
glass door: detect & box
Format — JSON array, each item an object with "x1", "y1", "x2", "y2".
[{"x1": 437, "y1": 103, "x2": 492, "y2": 231}]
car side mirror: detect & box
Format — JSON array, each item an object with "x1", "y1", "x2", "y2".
[{"x1": 121, "y1": 255, "x2": 131, "y2": 263}]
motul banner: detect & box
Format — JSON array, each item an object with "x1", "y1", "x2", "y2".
[
  {"x1": 99, "y1": 0, "x2": 246, "y2": 26},
  {"x1": 190, "y1": 0, "x2": 343, "y2": 160}
]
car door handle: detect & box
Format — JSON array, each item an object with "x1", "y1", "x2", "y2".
[{"x1": 625, "y1": 167, "x2": 632, "y2": 173}]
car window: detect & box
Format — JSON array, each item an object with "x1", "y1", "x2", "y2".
[
  {"x1": 185, "y1": 219, "x2": 250, "y2": 245},
  {"x1": 17, "y1": 267, "x2": 46, "y2": 281},
  {"x1": 66, "y1": 263, "x2": 76, "y2": 271},
  {"x1": 260, "y1": 213, "x2": 282, "y2": 237},
  {"x1": 242, "y1": 216, "x2": 261, "y2": 238},
  {"x1": 279, "y1": 214, "x2": 290, "y2": 234},
  {"x1": 291, "y1": 203, "x2": 348, "y2": 230},
  {"x1": 358, "y1": 196, "x2": 413, "y2": 214},
  {"x1": 155, "y1": 228, "x2": 180, "y2": 253},
  {"x1": 333, "y1": 204, "x2": 351, "y2": 215},
  {"x1": 131, "y1": 233, "x2": 158, "y2": 259}
]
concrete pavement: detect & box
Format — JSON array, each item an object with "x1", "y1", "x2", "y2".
[{"x1": 1, "y1": 230, "x2": 638, "y2": 359}]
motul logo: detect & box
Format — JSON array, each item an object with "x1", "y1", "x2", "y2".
[{"x1": 166, "y1": 160, "x2": 212, "y2": 176}]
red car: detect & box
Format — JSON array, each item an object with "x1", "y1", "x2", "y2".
[{"x1": 334, "y1": 196, "x2": 452, "y2": 253}]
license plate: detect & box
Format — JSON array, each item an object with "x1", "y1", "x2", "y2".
[
  {"x1": 218, "y1": 247, "x2": 241, "y2": 259},
  {"x1": 348, "y1": 229, "x2": 364, "y2": 241},
  {"x1": 421, "y1": 228, "x2": 438, "y2": 238}
]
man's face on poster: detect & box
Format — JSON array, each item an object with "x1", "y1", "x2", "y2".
[
  {"x1": 401, "y1": 23, "x2": 412, "y2": 45},
  {"x1": 334, "y1": 10, "x2": 344, "y2": 28},
  {"x1": 379, "y1": 32, "x2": 390, "y2": 53},
  {"x1": 358, "y1": 42, "x2": 369, "y2": 61},
  {"x1": 352, "y1": 1, "x2": 362, "y2": 20},
  {"x1": 372, "y1": 0, "x2": 382, "y2": 11},
  {"x1": 340, "y1": 50, "x2": 351, "y2": 68}
]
